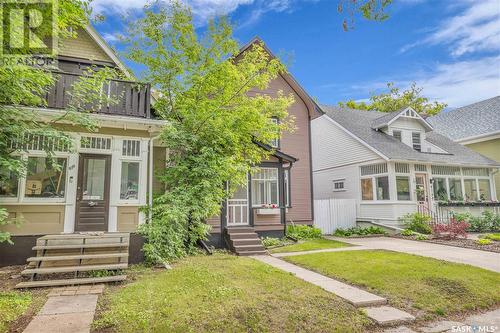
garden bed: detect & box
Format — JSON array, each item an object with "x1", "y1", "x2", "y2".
[{"x1": 393, "y1": 235, "x2": 500, "y2": 253}]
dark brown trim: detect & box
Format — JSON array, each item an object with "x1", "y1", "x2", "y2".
[{"x1": 57, "y1": 55, "x2": 116, "y2": 67}]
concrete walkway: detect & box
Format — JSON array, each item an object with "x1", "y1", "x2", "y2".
[
  {"x1": 272, "y1": 245, "x2": 369, "y2": 257},
  {"x1": 23, "y1": 285, "x2": 103, "y2": 333},
  {"x1": 325, "y1": 236, "x2": 500, "y2": 273},
  {"x1": 252, "y1": 255, "x2": 415, "y2": 325}
]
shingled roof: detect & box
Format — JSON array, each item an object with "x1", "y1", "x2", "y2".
[
  {"x1": 428, "y1": 96, "x2": 500, "y2": 141},
  {"x1": 320, "y1": 105, "x2": 499, "y2": 167}
]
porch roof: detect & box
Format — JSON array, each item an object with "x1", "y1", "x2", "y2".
[
  {"x1": 254, "y1": 141, "x2": 298, "y2": 163},
  {"x1": 320, "y1": 105, "x2": 500, "y2": 168}
]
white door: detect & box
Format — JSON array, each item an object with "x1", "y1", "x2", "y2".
[{"x1": 227, "y1": 184, "x2": 249, "y2": 226}]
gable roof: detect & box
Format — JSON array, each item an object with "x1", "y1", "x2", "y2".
[
  {"x1": 319, "y1": 105, "x2": 499, "y2": 167},
  {"x1": 371, "y1": 107, "x2": 433, "y2": 131},
  {"x1": 428, "y1": 96, "x2": 500, "y2": 142}
]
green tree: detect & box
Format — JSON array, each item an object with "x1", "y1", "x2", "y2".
[
  {"x1": 0, "y1": 0, "x2": 120, "y2": 243},
  {"x1": 338, "y1": 82, "x2": 447, "y2": 115},
  {"x1": 127, "y1": 2, "x2": 294, "y2": 264},
  {"x1": 338, "y1": 0, "x2": 393, "y2": 31}
]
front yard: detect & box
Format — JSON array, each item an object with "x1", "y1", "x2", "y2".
[
  {"x1": 285, "y1": 250, "x2": 500, "y2": 319},
  {"x1": 93, "y1": 253, "x2": 371, "y2": 333},
  {"x1": 269, "y1": 238, "x2": 351, "y2": 253}
]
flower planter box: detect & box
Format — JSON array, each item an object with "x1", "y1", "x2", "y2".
[
  {"x1": 438, "y1": 202, "x2": 500, "y2": 207},
  {"x1": 256, "y1": 208, "x2": 281, "y2": 215}
]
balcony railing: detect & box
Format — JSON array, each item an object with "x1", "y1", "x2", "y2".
[{"x1": 45, "y1": 71, "x2": 152, "y2": 118}]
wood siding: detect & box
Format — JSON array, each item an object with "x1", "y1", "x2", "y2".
[
  {"x1": 59, "y1": 29, "x2": 113, "y2": 63},
  {"x1": 0, "y1": 205, "x2": 65, "y2": 235},
  {"x1": 466, "y1": 138, "x2": 500, "y2": 200},
  {"x1": 117, "y1": 206, "x2": 140, "y2": 232}
]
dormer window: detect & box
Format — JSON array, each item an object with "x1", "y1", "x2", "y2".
[
  {"x1": 392, "y1": 130, "x2": 402, "y2": 142},
  {"x1": 412, "y1": 132, "x2": 421, "y2": 152}
]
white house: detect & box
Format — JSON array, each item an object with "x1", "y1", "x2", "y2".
[{"x1": 311, "y1": 106, "x2": 500, "y2": 228}]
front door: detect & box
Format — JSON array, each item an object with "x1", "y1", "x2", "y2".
[
  {"x1": 227, "y1": 184, "x2": 249, "y2": 226},
  {"x1": 415, "y1": 173, "x2": 430, "y2": 212},
  {"x1": 75, "y1": 154, "x2": 111, "y2": 232}
]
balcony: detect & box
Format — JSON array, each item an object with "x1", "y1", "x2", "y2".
[{"x1": 45, "y1": 71, "x2": 152, "y2": 118}]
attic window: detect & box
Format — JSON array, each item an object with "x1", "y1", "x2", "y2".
[
  {"x1": 403, "y1": 109, "x2": 419, "y2": 118},
  {"x1": 392, "y1": 130, "x2": 402, "y2": 142},
  {"x1": 412, "y1": 132, "x2": 421, "y2": 152}
]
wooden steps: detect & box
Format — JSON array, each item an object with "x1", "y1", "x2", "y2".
[
  {"x1": 15, "y1": 275, "x2": 127, "y2": 289},
  {"x1": 15, "y1": 232, "x2": 130, "y2": 289},
  {"x1": 225, "y1": 227, "x2": 267, "y2": 256}
]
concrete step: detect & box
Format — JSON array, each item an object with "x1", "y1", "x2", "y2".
[
  {"x1": 237, "y1": 250, "x2": 268, "y2": 256},
  {"x1": 33, "y1": 243, "x2": 129, "y2": 251},
  {"x1": 27, "y1": 253, "x2": 128, "y2": 262},
  {"x1": 228, "y1": 233, "x2": 259, "y2": 240},
  {"x1": 21, "y1": 263, "x2": 128, "y2": 275},
  {"x1": 226, "y1": 227, "x2": 255, "y2": 234},
  {"x1": 234, "y1": 244, "x2": 265, "y2": 252},
  {"x1": 231, "y1": 238, "x2": 264, "y2": 246},
  {"x1": 15, "y1": 275, "x2": 127, "y2": 289},
  {"x1": 364, "y1": 306, "x2": 416, "y2": 326}
]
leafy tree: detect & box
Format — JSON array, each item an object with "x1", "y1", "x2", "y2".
[
  {"x1": 338, "y1": 82, "x2": 447, "y2": 115},
  {"x1": 0, "y1": 0, "x2": 119, "y2": 243},
  {"x1": 338, "y1": 0, "x2": 393, "y2": 31},
  {"x1": 126, "y1": 2, "x2": 294, "y2": 264}
]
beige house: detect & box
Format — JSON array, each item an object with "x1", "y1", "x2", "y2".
[
  {"x1": 0, "y1": 26, "x2": 166, "y2": 269},
  {"x1": 429, "y1": 96, "x2": 500, "y2": 200}
]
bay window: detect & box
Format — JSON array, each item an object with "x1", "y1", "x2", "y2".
[
  {"x1": 433, "y1": 178, "x2": 447, "y2": 201},
  {"x1": 463, "y1": 179, "x2": 477, "y2": 201},
  {"x1": 252, "y1": 168, "x2": 279, "y2": 206},
  {"x1": 448, "y1": 178, "x2": 463, "y2": 201},
  {"x1": 25, "y1": 157, "x2": 67, "y2": 198},
  {"x1": 361, "y1": 178, "x2": 373, "y2": 200},
  {"x1": 478, "y1": 180, "x2": 491, "y2": 201},
  {"x1": 376, "y1": 176, "x2": 389, "y2": 200}
]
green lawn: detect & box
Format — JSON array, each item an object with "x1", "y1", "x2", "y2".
[
  {"x1": 286, "y1": 250, "x2": 500, "y2": 319},
  {"x1": 270, "y1": 238, "x2": 351, "y2": 253},
  {"x1": 0, "y1": 292, "x2": 32, "y2": 332},
  {"x1": 93, "y1": 254, "x2": 371, "y2": 333}
]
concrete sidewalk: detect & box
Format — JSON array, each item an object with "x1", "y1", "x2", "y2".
[
  {"x1": 325, "y1": 236, "x2": 500, "y2": 273},
  {"x1": 23, "y1": 285, "x2": 104, "y2": 333}
]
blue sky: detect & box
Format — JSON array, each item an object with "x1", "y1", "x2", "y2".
[{"x1": 92, "y1": 0, "x2": 500, "y2": 108}]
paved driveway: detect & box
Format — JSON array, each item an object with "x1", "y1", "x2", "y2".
[{"x1": 326, "y1": 236, "x2": 500, "y2": 273}]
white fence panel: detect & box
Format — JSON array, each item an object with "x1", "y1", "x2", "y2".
[{"x1": 314, "y1": 199, "x2": 357, "y2": 234}]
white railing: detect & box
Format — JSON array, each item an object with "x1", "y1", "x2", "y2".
[{"x1": 227, "y1": 199, "x2": 248, "y2": 225}]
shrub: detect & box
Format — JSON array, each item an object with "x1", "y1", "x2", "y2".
[
  {"x1": 400, "y1": 213, "x2": 432, "y2": 234},
  {"x1": 334, "y1": 226, "x2": 386, "y2": 237},
  {"x1": 415, "y1": 234, "x2": 428, "y2": 241},
  {"x1": 481, "y1": 210, "x2": 500, "y2": 232},
  {"x1": 286, "y1": 224, "x2": 322, "y2": 240},
  {"x1": 461, "y1": 210, "x2": 500, "y2": 232},
  {"x1": 480, "y1": 233, "x2": 500, "y2": 241},
  {"x1": 431, "y1": 218, "x2": 469, "y2": 240},
  {"x1": 401, "y1": 229, "x2": 414, "y2": 237},
  {"x1": 452, "y1": 212, "x2": 473, "y2": 224},
  {"x1": 476, "y1": 238, "x2": 493, "y2": 246},
  {"x1": 261, "y1": 237, "x2": 284, "y2": 248}
]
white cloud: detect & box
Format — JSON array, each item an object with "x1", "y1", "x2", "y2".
[
  {"x1": 402, "y1": 0, "x2": 500, "y2": 57},
  {"x1": 337, "y1": 56, "x2": 500, "y2": 108},
  {"x1": 102, "y1": 32, "x2": 122, "y2": 43}
]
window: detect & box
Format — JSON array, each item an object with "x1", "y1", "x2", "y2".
[
  {"x1": 376, "y1": 176, "x2": 389, "y2": 200},
  {"x1": 333, "y1": 180, "x2": 345, "y2": 191},
  {"x1": 80, "y1": 136, "x2": 111, "y2": 150},
  {"x1": 25, "y1": 157, "x2": 66, "y2": 198},
  {"x1": 392, "y1": 130, "x2": 402, "y2": 142},
  {"x1": 478, "y1": 180, "x2": 491, "y2": 201},
  {"x1": 284, "y1": 169, "x2": 290, "y2": 207},
  {"x1": 361, "y1": 178, "x2": 373, "y2": 200},
  {"x1": 396, "y1": 176, "x2": 410, "y2": 200},
  {"x1": 412, "y1": 132, "x2": 421, "y2": 152},
  {"x1": 0, "y1": 169, "x2": 18, "y2": 198},
  {"x1": 269, "y1": 118, "x2": 280, "y2": 148},
  {"x1": 464, "y1": 179, "x2": 477, "y2": 201},
  {"x1": 252, "y1": 168, "x2": 278, "y2": 206},
  {"x1": 122, "y1": 140, "x2": 141, "y2": 157},
  {"x1": 120, "y1": 162, "x2": 140, "y2": 200},
  {"x1": 449, "y1": 178, "x2": 463, "y2": 201},
  {"x1": 433, "y1": 177, "x2": 447, "y2": 201}
]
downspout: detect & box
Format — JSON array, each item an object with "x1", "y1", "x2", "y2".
[{"x1": 149, "y1": 134, "x2": 161, "y2": 223}]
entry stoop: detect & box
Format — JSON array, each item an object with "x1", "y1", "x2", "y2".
[
  {"x1": 15, "y1": 233, "x2": 129, "y2": 289},
  {"x1": 224, "y1": 227, "x2": 267, "y2": 256}
]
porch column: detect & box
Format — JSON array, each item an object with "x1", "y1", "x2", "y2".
[{"x1": 278, "y1": 158, "x2": 286, "y2": 225}]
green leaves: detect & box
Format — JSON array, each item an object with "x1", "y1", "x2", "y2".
[
  {"x1": 129, "y1": 2, "x2": 294, "y2": 264},
  {"x1": 339, "y1": 82, "x2": 447, "y2": 115}
]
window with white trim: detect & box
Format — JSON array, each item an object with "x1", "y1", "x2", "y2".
[
  {"x1": 392, "y1": 130, "x2": 402, "y2": 142},
  {"x1": 412, "y1": 132, "x2": 421, "y2": 152},
  {"x1": 25, "y1": 157, "x2": 67, "y2": 198},
  {"x1": 360, "y1": 163, "x2": 389, "y2": 201},
  {"x1": 119, "y1": 140, "x2": 142, "y2": 202},
  {"x1": 251, "y1": 168, "x2": 279, "y2": 207},
  {"x1": 269, "y1": 118, "x2": 280, "y2": 148},
  {"x1": 333, "y1": 179, "x2": 345, "y2": 192},
  {"x1": 0, "y1": 168, "x2": 18, "y2": 198}
]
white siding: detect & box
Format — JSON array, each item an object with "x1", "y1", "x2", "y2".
[
  {"x1": 359, "y1": 202, "x2": 417, "y2": 226},
  {"x1": 311, "y1": 115, "x2": 380, "y2": 171},
  {"x1": 313, "y1": 164, "x2": 361, "y2": 200}
]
